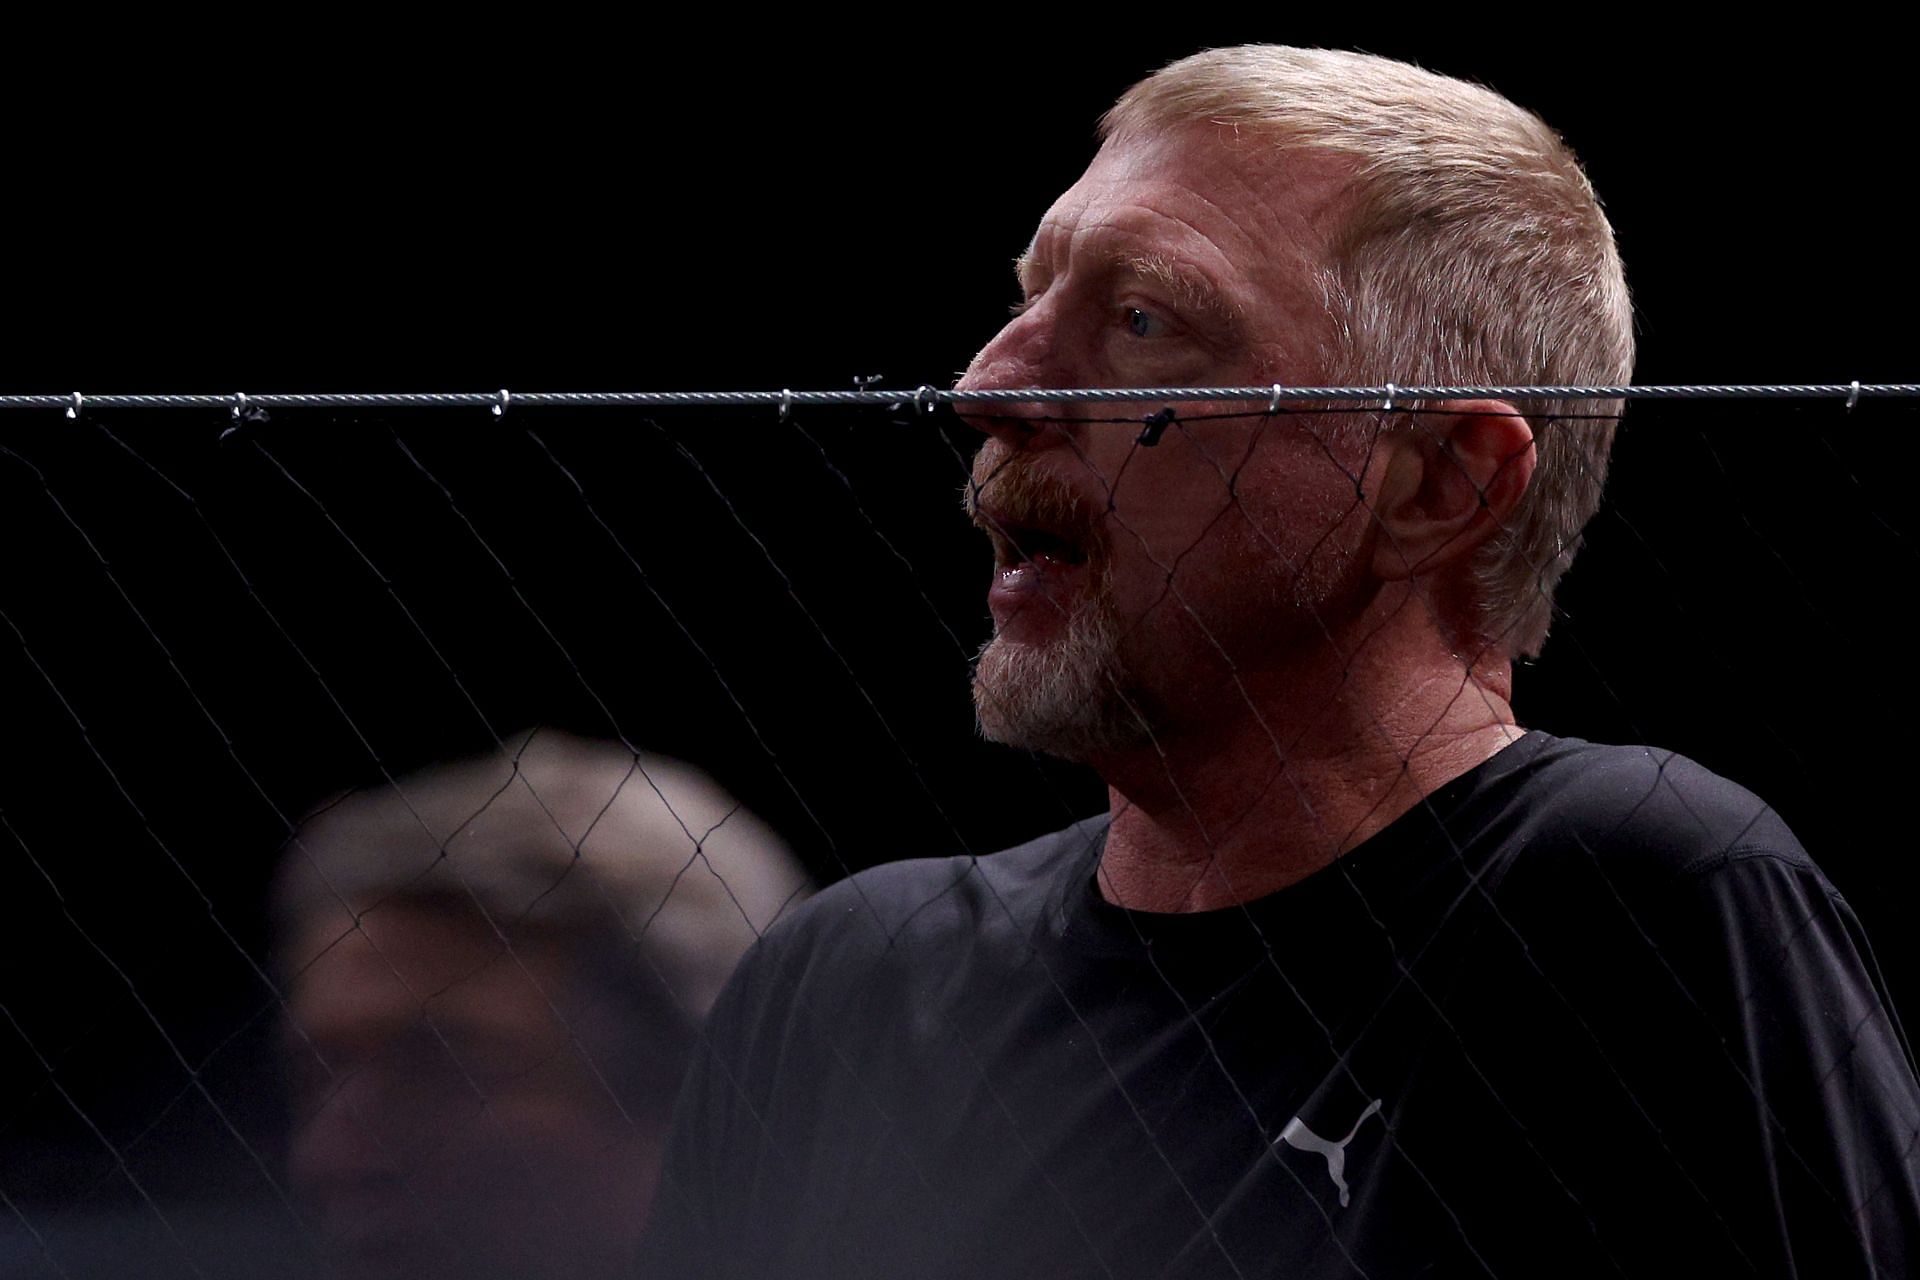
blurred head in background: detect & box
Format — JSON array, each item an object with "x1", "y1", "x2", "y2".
[{"x1": 271, "y1": 729, "x2": 808, "y2": 1280}]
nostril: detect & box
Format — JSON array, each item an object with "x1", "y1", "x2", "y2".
[{"x1": 957, "y1": 397, "x2": 1047, "y2": 442}]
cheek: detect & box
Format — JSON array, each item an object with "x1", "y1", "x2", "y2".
[
  {"x1": 1093, "y1": 428, "x2": 1365, "y2": 621},
  {"x1": 1240, "y1": 427, "x2": 1375, "y2": 536},
  {"x1": 1105, "y1": 445, "x2": 1246, "y2": 566},
  {"x1": 1121, "y1": 479, "x2": 1367, "y2": 625},
  {"x1": 1100, "y1": 505, "x2": 1257, "y2": 643}
]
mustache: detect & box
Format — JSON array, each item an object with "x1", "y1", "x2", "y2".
[{"x1": 964, "y1": 444, "x2": 1104, "y2": 549}]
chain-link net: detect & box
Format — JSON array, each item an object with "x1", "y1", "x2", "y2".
[{"x1": 2, "y1": 392, "x2": 1916, "y2": 1277}]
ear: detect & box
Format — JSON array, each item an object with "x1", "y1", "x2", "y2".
[{"x1": 1368, "y1": 400, "x2": 1536, "y2": 581}]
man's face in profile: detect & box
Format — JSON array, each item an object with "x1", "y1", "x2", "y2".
[
  {"x1": 959, "y1": 124, "x2": 1378, "y2": 760},
  {"x1": 283, "y1": 906, "x2": 658, "y2": 1280}
]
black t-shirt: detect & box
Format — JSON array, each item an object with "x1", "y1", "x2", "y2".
[{"x1": 639, "y1": 734, "x2": 1920, "y2": 1277}]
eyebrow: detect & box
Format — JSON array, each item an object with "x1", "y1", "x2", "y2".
[{"x1": 1014, "y1": 246, "x2": 1243, "y2": 335}]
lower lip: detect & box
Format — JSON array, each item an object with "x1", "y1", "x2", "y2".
[{"x1": 988, "y1": 556, "x2": 1091, "y2": 632}]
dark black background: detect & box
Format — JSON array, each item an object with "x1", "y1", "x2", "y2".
[{"x1": 2, "y1": 26, "x2": 1914, "y2": 1274}]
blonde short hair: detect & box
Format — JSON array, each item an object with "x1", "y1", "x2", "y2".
[
  {"x1": 273, "y1": 729, "x2": 809, "y2": 1027},
  {"x1": 1103, "y1": 46, "x2": 1634, "y2": 658}
]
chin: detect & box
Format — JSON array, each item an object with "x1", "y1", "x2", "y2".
[{"x1": 971, "y1": 629, "x2": 1149, "y2": 764}]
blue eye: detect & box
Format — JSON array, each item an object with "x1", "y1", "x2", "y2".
[{"x1": 1125, "y1": 307, "x2": 1164, "y2": 338}]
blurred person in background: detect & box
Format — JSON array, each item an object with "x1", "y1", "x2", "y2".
[{"x1": 271, "y1": 728, "x2": 807, "y2": 1280}]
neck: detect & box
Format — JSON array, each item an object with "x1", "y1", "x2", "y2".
[{"x1": 1095, "y1": 593, "x2": 1522, "y2": 912}]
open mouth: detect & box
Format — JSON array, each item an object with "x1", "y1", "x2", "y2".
[{"x1": 991, "y1": 521, "x2": 1090, "y2": 570}]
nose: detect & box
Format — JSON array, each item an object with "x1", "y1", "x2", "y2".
[{"x1": 953, "y1": 302, "x2": 1065, "y2": 450}]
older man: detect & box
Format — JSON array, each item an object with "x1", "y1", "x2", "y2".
[{"x1": 639, "y1": 47, "x2": 1920, "y2": 1277}]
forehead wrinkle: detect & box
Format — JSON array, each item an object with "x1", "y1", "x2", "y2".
[
  {"x1": 1022, "y1": 210, "x2": 1246, "y2": 321},
  {"x1": 1120, "y1": 190, "x2": 1326, "y2": 320},
  {"x1": 1107, "y1": 182, "x2": 1344, "y2": 373},
  {"x1": 1079, "y1": 216, "x2": 1252, "y2": 340},
  {"x1": 1121, "y1": 250, "x2": 1244, "y2": 331}
]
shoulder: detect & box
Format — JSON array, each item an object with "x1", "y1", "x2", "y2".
[
  {"x1": 1468, "y1": 734, "x2": 1851, "y2": 966},
  {"x1": 792, "y1": 815, "x2": 1103, "y2": 942},
  {"x1": 711, "y1": 816, "x2": 1107, "y2": 1013},
  {"x1": 1474, "y1": 736, "x2": 1879, "y2": 1017},
  {"x1": 1497, "y1": 733, "x2": 1815, "y2": 889}
]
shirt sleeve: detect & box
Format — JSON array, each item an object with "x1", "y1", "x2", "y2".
[{"x1": 1667, "y1": 850, "x2": 1920, "y2": 1276}]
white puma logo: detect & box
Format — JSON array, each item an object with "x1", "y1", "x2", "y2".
[{"x1": 1279, "y1": 1098, "x2": 1384, "y2": 1208}]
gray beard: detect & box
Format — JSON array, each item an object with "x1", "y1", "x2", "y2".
[{"x1": 971, "y1": 574, "x2": 1151, "y2": 764}]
